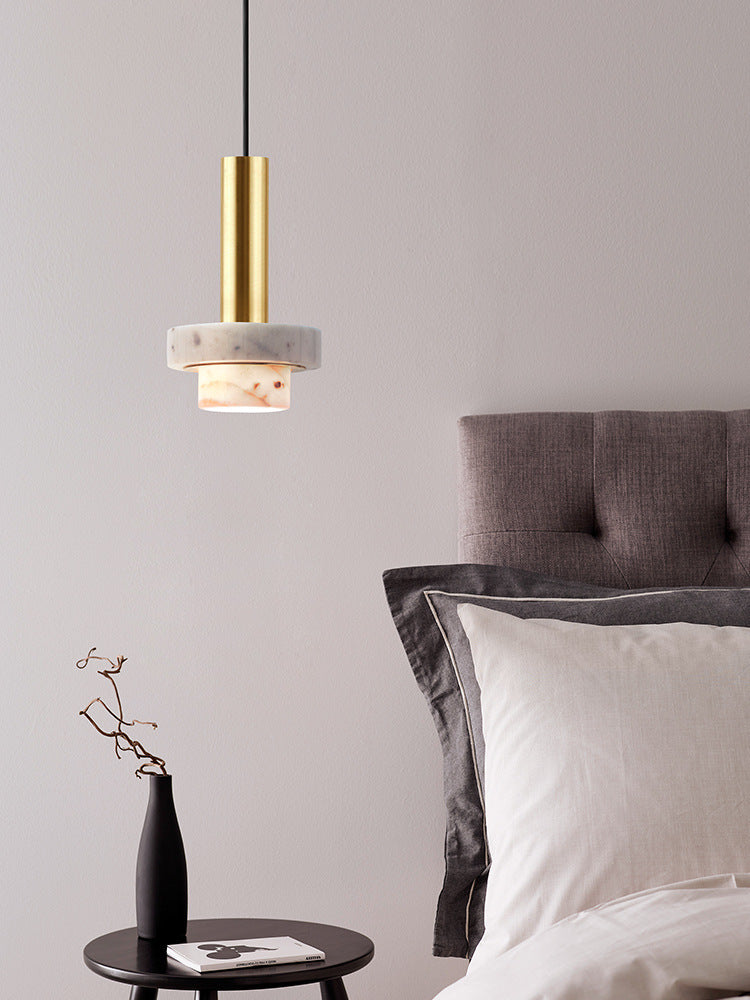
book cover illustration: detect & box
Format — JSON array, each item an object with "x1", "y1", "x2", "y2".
[{"x1": 166, "y1": 935, "x2": 326, "y2": 973}]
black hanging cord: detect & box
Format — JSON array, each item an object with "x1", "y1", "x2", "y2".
[{"x1": 243, "y1": 0, "x2": 249, "y2": 155}]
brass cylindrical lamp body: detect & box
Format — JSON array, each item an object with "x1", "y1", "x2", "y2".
[{"x1": 221, "y1": 156, "x2": 268, "y2": 323}]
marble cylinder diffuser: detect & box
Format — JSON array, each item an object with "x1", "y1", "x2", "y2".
[{"x1": 198, "y1": 363, "x2": 291, "y2": 411}]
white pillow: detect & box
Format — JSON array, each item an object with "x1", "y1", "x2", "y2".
[{"x1": 457, "y1": 603, "x2": 750, "y2": 958}]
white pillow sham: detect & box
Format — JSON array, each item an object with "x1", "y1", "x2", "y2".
[{"x1": 457, "y1": 603, "x2": 750, "y2": 957}]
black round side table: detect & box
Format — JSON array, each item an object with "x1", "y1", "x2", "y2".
[{"x1": 84, "y1": 917, "x2": 374, "y2": 999}]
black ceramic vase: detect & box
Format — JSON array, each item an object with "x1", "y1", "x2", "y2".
[{"x1": 135, "y1": 773, "x2": 188, "y2": 941}]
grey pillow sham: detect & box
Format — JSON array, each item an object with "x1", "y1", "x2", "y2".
[{"x1": 382, "y1": 564, "x2": 750, "y2": 959}]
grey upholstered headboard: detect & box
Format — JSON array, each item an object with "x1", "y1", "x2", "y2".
[{"x1": 458, "y1": 411, "x2": 750, "y2": 588}]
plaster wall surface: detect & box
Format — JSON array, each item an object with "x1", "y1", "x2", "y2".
[{"x1": 3, "y1": 2, "x2": 750, "y2": 997}]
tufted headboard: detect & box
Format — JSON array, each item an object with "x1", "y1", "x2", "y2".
[{"x1": 458, "y1": 410, "x2": 750, "y2": 587}]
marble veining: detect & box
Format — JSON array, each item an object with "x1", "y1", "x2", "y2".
[{"x1": 198, "y1": 363, "x2": 291, "y2": 411}]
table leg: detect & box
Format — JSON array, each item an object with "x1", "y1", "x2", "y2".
[
  {"x1": 320, "y1": 979, "x2": 349, "y2": 1000},
  {"x1": 129, "y1": 989, "x2": 158, "y2": 1000}
]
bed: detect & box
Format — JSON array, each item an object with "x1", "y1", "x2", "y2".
[{"x1": 384, "y1": 410, "x2": 750, "y2": 1000}]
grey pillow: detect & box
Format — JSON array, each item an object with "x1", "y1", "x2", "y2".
[{"x1": 382, "y1": 564, "x2": 750, "y2": 959}]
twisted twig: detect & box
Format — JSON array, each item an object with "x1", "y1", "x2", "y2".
[{"x1": 77, "y1": 648, "x2": 167, "y2": 778}]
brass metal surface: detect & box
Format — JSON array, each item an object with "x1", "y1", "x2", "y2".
[{"x1": 221, "y1": 156, "x2": 268, "y2": 323}]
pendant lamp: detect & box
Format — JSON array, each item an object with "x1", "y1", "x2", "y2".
[{"x1": 167, "y1": 0, "x2": 321, "y2": 411}]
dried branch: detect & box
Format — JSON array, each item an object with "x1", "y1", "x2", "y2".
[{"x1": 77, "y1": 648, "x2": 167, "y2": 778}]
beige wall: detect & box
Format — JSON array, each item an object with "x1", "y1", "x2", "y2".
[{"x1": 3, "y1": 2, "x2": 750, "y2": 998}]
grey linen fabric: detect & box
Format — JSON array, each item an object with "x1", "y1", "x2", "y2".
[{"x1": 459, "y1": 411, "x2": 750, "y2": 586}]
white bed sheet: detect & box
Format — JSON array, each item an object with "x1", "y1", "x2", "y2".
[{"x1": 434, "y1": 875, "x2": 750, "y2": 1000}]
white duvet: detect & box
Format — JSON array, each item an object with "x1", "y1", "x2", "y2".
[{"x1": 434, "y1": 875, "x2": 750, "y2": 1000}]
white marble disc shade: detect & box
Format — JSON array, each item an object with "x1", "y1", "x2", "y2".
[
  {"x1": 167, "y1": 323, "x2": 321, "y2": 371},
  {"x1": 167, "y1": 322, "x2": 321, "y2": 412}
]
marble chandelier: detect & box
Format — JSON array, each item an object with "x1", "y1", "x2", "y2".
[{"x1": 167, "y1": 0, "x2": 320, "y2": 411}]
